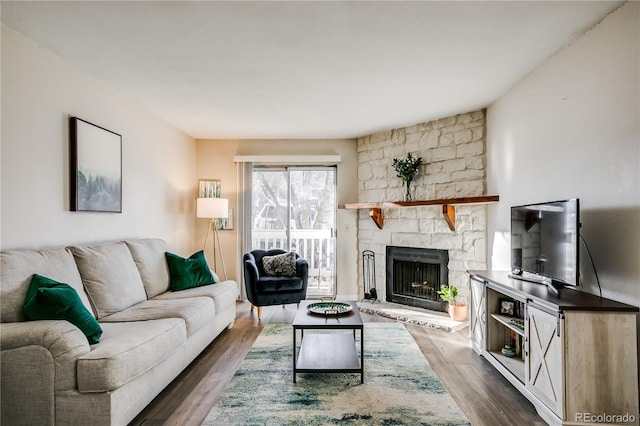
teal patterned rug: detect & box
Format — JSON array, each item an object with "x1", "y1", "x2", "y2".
[{"x1": 203, "y1": 323, "x2": 469, "y2": 425}]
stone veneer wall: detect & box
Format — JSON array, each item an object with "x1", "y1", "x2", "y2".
[{"x1": 356, "y1": 109, "x2": 488, "y2": 303}]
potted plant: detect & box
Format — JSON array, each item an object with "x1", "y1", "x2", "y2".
[
  {"x1": 437, "y1": 284, "x2": 467, "y2": 321},
  {"x1": 392, "y1": 152, "x2": 422, "y2": 201}
]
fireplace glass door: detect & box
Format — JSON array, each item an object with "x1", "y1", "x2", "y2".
[{"x1": 386, "y1": 246, "x2": 449, "y2": 311}]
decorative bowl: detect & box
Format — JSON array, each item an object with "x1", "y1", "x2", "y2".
[
  {"x1": 501, "y1": 345, "x2": 516, "y2": 358},
  {"x1": 306, "y1": 302, "x2": 353, "y2": 316}
]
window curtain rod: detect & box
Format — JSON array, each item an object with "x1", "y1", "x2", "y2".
[{"x1": 233, "y1": 155, "x2": 341, "y2": 164}]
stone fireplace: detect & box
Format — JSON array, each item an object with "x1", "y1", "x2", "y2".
[
  {"x1": 386, "y1": 246, "x2": 448, "y2": 312},
  {"x1": 356, "y1": 110, "x2": 488, "y2": 306}
]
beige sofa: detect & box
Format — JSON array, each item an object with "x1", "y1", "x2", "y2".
[{"x1": 0, "y1": 238, "x2": 239, "y2": 426}]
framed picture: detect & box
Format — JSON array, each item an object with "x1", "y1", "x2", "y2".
[
  {"x1": 70, "y1": 117, "x2": 122, "y2": 212},
  {"x1": 198, "y1": 179, "x2": 221, "y2": 198},
  {"x1": 218, "y1": 209, "x2": 234, "y2": 230},
  {"x1": 500, "y1": 299, "x2": 515, "y2": 316},
  {"x1": 199, "y1": 179, "x2": 232, "y2": 229}
]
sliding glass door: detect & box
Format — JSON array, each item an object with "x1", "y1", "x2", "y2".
[{"x1": 251, "y1": 166, "x2": 336, "y2": 297}]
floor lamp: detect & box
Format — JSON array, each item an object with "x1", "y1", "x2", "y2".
[{"x1": 197, "y1": 197, "x2": 228, "y2": 280}]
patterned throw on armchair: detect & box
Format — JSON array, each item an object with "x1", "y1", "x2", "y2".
[{"x1": 243, "y1": 249, "x2": 309, "y2": 319}]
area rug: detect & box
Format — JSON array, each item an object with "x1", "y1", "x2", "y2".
[{"x1": 203, "y1": 322, "x2": 469, "y2": 425}]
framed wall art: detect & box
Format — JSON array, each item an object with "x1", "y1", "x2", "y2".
[
  {"x1": 198, "y1": 179, "x2": 233, "y2": 230},
  {"x1": 70, "y1": 117, "x2": 122, "y2": 212},
  {"x1": 218, "y1": 209, "x2": 234, "y2": 230},
  {"x1": 198, "y1": 179, "x2": 221, "y2": 198}
]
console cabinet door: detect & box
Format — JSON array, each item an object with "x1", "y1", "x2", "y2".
[
  {"x1": 525, "y1": 304, "x2": 564, "y2": 419},
  {"x1": 469, "y1": 277, "x2": 486, "y2": 353}
]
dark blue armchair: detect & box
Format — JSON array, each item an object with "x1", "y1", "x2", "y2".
[{"x1": 243, "y1": 249, "x2": 309, "y2": 320}]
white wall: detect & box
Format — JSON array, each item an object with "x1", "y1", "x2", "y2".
[
  {"x1": 487, "y1": 2, "x2": 639, "y2": 306},
  {"x1": 196, "y1": 139, "x2": 359, "y2": 298},
  {"x1": 1, "y1": 26, "x2": 197, "y2": 253}
]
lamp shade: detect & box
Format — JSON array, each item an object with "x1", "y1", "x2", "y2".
[{"x1": 197, "y1": 198, "x2": 228, "y2": 219}]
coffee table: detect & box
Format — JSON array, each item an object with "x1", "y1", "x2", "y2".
[{"x1": 292, "y1": 300, "x2": 364, "y2": 383}]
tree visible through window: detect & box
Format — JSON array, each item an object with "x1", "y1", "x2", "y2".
[{"x1": 252, "y1": 167, "x2": 336, "y2": 297}]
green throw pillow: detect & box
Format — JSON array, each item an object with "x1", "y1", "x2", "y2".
[
  {"x1": 23, "y1": 274, "x2": 102, "y2": 344},
  {"x1": 165, "y1": 250, "x2": 217, "y2": 291}
]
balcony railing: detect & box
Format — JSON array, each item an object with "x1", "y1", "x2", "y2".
[{"x1": 252, "y1": 229, "x2": 334, "y2": 295}]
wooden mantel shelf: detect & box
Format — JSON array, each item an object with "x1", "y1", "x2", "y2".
[{"x1": 338, "y1": 196, "x2": 499, "y2": 231}]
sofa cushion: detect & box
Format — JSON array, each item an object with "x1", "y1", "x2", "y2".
[
  {"x1": 100, "y1": 297, "x2": 214, "y2": 336},
  {"x1": 23, "y1": 274, "x2": 103, "y2": 344},
  {"x1": 258, "y1": 276, "x2": 305, "y2": 293},
  {"x1": 70, "y1": 242, "x2": 147, "y2": 319},
  {"x1": 1, "y1": 247, "x2": 93, "y2": 322},
  {"x1": 153, "y1": 279, "x2": 238, "y2": 314},
  {"x1": 77, "y1": 318, "x2": 186, "y2": 392},
  {"x1": 125, "y1": 239, "x2": 171, "y2": 298},
  {"x1": 165, "y1": 250, "x2": 216, "y2": 291}
]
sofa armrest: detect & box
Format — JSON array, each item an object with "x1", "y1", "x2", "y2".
[
  {"x1": 244, "y1": 259, "x2": 259, "y2": 283},
  {"x1": 296, "y1": 257, "x2": 309, "y2": 282},
  {"x1": 1, "y1": 320, "x2": 91, "y2": 391},
  {"x1": 2, "y1": 346, "x2": 55, "y2": 426},
  {"x1": 243, "y1": 254, "x2": 260, "y2": 305}
]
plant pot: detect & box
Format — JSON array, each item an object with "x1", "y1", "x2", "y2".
[{"x1": 448, "y1": 303, "x2": 467, "y2": 321}]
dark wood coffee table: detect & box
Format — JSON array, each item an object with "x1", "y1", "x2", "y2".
[{"x1": 292, "y1": 300, "x2": 364, "y2": 383}]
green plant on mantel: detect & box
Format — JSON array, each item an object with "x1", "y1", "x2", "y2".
[{"x1": 392, "y1": 152, "x2": 423, "y2": 201}]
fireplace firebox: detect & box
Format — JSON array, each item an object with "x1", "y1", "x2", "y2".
[{"x1": 386, "y1": 246, "x2": 448, "y2": 312}]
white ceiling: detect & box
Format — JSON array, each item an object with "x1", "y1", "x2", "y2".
[{"x1": 1, "y1": 1, "x2": 623, "y2": 139}]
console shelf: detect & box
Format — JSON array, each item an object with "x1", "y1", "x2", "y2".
[
  {"x1": 488, "y1": 350, "x2": 525, "y2": 380},
  {"x1": 469, "y1": 270, "x2": 639, "y2": 426},
  {"x1": 490, "y1": 313, "x2": 525, "y2": 336},
  {"x1": 338, "y1": 195, "x2": 499, "y2": 230}
]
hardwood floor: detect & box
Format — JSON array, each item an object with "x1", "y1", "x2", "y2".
[{"x1": 130, "y1": 301, "x2": 546, "y2": 426}]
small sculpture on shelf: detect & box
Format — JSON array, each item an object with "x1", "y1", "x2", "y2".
[
  {"x1": 392, "y1": 152, "x2": 423, "y2": 202},
  {"x1": 501, "y1": 345, "x2": 516, "y2": 358}
]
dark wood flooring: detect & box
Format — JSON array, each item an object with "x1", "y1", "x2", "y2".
[{"x1": 130, "y1": 301, "x2": 546, "y2": 426}]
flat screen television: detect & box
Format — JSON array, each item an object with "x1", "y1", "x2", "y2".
[{"x1": 510, "y1": 199, "x2": 580, "y2": 293}]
